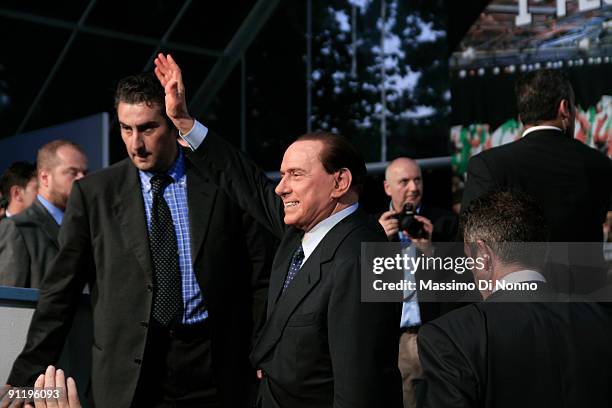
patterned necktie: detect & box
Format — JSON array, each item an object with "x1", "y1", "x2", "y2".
[
  {"x1": 149, "y1": 174, "x2": 183, "y2": 325},
  {"x1": 282, "y1": 244, "x2": 304, "y2": 293}
]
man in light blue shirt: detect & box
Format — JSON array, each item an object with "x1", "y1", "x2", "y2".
[
  {"x1": 0, "y1": 140, "x2": 87, "y2": 287},
  {"x1": 378, "y1": 157, "x2": 460, "y2": 408}
]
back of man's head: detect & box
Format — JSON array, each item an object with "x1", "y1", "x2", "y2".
[
  {"x1": 0, "y1": 161, "x2": 37, "y2": 210},
  {"x1": 461, "y1": 190, "x2": 549, "y2": 268},
  {"x1": 515, "y1": 69, "x2": 574, "y2": 126},
  {"x1": 296, "y1": 131, "x2": 367, "y2": 196},
  {"x1": 114, "y1": 72, "x2": 170, "y2": 125}
]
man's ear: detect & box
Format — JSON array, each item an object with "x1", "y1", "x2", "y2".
[
  {"x1": 383, "y1": 180, "x2": 392, "y2": 197},
  {"x1": 331, "y1": 168, "x2": 352, "y2": 198},
  {"x1": 9, "y1": 185, "x2": 23, "y2": 203},
  {"x1": 39, "y1": 169, "x2": 50, "y2": 188},
  {"x1": 475, "y1": 240, "x2": 494, "y2": 270},
  {"x1": 559, "y1": 99, "x2": 572, "y2": 120}
]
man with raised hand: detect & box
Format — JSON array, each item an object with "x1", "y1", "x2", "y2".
[
  {"x1": 5, "y1": 71, "x2": 274, "y2": 408},
  {"x1": 154, "y1": 53, "x2": 401, "y2": 408}
]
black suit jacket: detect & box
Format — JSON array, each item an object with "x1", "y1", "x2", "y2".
[
  {"x1": 462, "y1": 129, "x2": 612, "y2": 293},
  {"x1": 8, "y1": 151, "x2": 275, "y2": 408},
  {"x1": 190, "y1": 131, "x2": 402, "y2": 408},
  {"x1": 462, "y1": 129, "x2": 612, "y2": 243},
  {"x1": 0, "y1": 198, "x2": 59, "y2": 288},
  {"x1": 418, "y1": 286, "x2": 612, "y2": 408}
]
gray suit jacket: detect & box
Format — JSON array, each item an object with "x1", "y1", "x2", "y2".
[{"x1": 0, "y1": 198, "x2": 59, "y2": 288}]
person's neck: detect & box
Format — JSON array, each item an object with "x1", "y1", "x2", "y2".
[
  {"x1": 523, "y1": 119, "x2": 562, "y2": 131},
  {"x1": 6, "y1": 202, "x2": 24, "y2": 215},
  {"x1": 480, "y1": 263, "x2": 531, "y2": 300},
  {"x1": 303, "y1": 199, "x2": 357, "y2": 233},
  {"x1": 39, "y1": 191, "x2": 64, "y2": 211}
]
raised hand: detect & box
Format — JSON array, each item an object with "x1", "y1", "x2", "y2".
[{"x1": 153, "y1": 53, "x2": 194, "y2": 135}]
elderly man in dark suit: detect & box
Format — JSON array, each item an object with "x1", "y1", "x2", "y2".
[
  {"x1": 153, "y1": 54, "x2": 401, "y2": 408},
  {"x1": 0, "y1": 143, "x2": 87, "y2": 288},
  {"x1": 5, "y1": 73, "x2": 275, "y2": 408},
  {"x1": 418, "y1": 190, "x2": 612, "y2": 408}
]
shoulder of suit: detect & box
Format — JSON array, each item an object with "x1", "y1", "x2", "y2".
[
  {"x1": 420, "y1": 304, "x2": 485, "y2": 349},
  {"x1": 472, "y1": 137, "x2": 527, "y2": 163},
  {"x1": 572, "y1": 139, "x2": 612, "y2": 167},
  {"x1": 8, "y1": 202, "x2": 47, "y2": 227},
  {"x1": 330, "y1": 212, "x2": 386, "y2": 257},
  {"x1": 77, "y1": 158, "x2": 134, "y2": 188}
]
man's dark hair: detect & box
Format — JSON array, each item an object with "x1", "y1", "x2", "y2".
[
  {"x1": 0, "y1": 161, "x2": 37, "y2": 207},
  {"x1": 114, "y1": 72, "x2": 171, "y2": 125},
  {"x1": 460, "y1": 190, "x2": 549, "y2": 268},
  {"x1": 296, "y1": 131, "x2": 367, "y2": 196},
  {"x1": 515, "y1": 69, "x2": 574, "y2": 125}
]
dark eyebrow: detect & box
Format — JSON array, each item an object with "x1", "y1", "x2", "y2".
[
  {"x1": 136, "y1": 122, "x2": 160, "y2": 131},
  {"x1": 118, "y1": 121, "x2": 160, "y2": 131}
]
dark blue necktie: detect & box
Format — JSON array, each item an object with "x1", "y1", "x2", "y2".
[
  {"x1": 149, "y1": 174, "x2": 183, "y2": 325},
  {"x1": 282, "y1": 244, "x2": 304, "y2": 293}
]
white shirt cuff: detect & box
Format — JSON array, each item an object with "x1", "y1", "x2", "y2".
[{"x1": 179, "y1": 120, "x2": 208, "y2": 150}]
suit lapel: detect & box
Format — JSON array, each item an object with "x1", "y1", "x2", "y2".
[
  {"x1": 185, "y1": 155, "x2": 217, "y2": 267},
  {"x1": 32, "y1": 199, "x2": 60, "y2": 248},
  {"x1": 267, "y1": 230, "x2": 303, "y2": 312},
  {"x1": 252, "y1": 210, "x2": 366, "y2": 364},
  {"x1": 268, "y1": 249, "x2": 322, "y2": 323},
  {"x1": 113, "y1": 161, "x2": 153, "y2": 280},
  {"x1": 253, "y1": 248, "x2": 323, "y2": 364}
]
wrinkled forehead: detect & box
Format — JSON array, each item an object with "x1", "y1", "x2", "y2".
[
  {"x1": 388, "y1": 161, "x2": 421, "y2": 181},
  {"x1": 280, "y1": 140, "x2": 325, "y2": 172}
]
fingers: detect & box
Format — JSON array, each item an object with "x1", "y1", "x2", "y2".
[
  {"x1": 153, "y1": 66, "x2": 167, "y2": 87},
  {"x1": 384, "y1": 225, "x2": 399, "y2": 238},
  {"x1": 378, "y1": 212, "x2": 399, "y2": 239},
  {"x1": 154, "y1": 53, "x2": 172, "y2": 86},
  {"x1": 65, "y1": 378, "x2": 80, "y2": 408},
  {"x1": 54, "y1": 370, "x2": 68, "y2": 407},
  {"x1": 154, "y1": 53, "x2": 185, "y2": 98},
  {"x1": 414, "y1": 215, "x2": 432, "y2": 227},
  {"x1": 42, "y1": 366, "x2": 58, "y2": 408},
  {"x1": 0, "y1": 385, "x2": 10, "y2": 408},
  {"x1": 414, "y1": 215, "x2": 433, "y2": 238},
  {"x1": 32, "y1": 375, "x2": 45, "y2": 408},
  {"x1": 378, "y1": 210, "x2": 397, "y2": 222},
  {"x1": 43, "y1": 366, "x2": 56, "y2": 394}
]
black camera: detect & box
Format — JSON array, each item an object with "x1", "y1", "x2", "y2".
[{"x1": 395, "y1": 203, "x2": 425, "y2": 239}]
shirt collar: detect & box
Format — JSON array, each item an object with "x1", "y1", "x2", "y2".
[
  {"x1": 492, "y1": 269, "x2": 547, "y2": 294},
  {"x1": 37, "y1": 194, "x2": 64, "y2": 226},
  {"x1": 139, "y1": 146, "x2": 186, "y2": 192},
  {"x1": 521, "y1": 125, "x2": 562, "y2": 138},
  {"x1": 302, "y1": 203, "x2": 359, "y2": 260}
]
